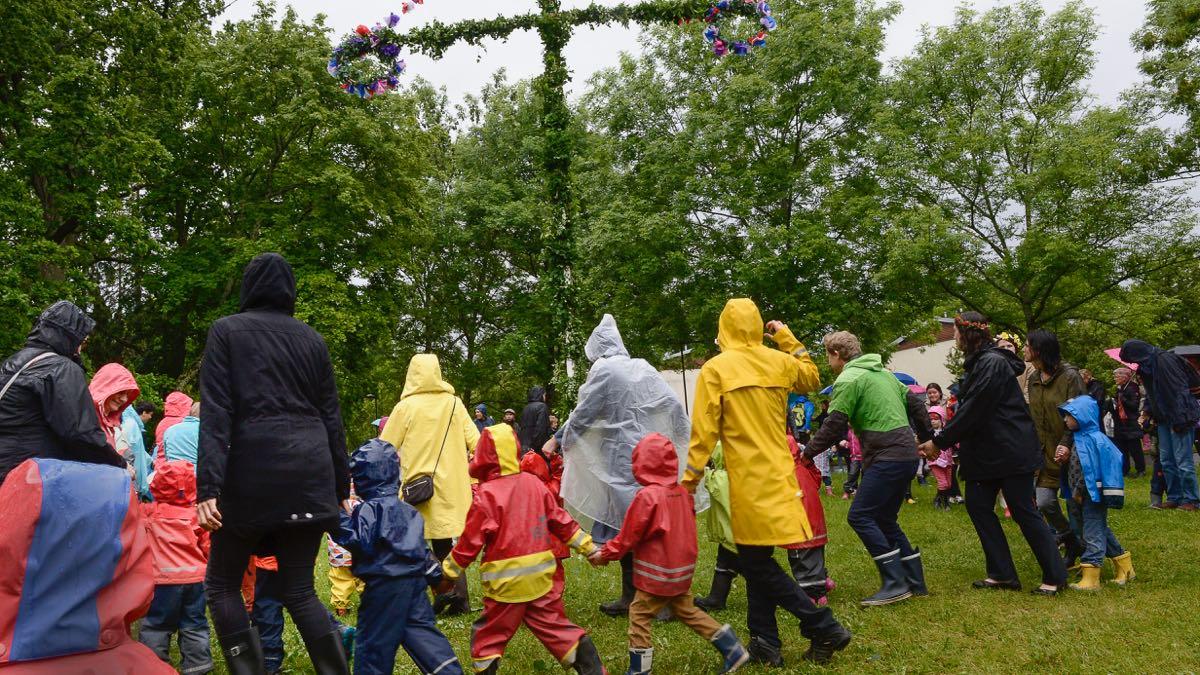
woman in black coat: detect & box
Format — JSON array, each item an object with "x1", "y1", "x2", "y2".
[
  {"x1": 197, "y1": 254, "x2": 351, "y2": 674},
  {"x1": 919, "y1": 312, "x2": 1067, "y2": 595},
  {"x1": 0, "y1": 301, "x2": 122, "y2": 486}
]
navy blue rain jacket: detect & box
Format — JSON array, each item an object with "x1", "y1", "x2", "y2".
[{"x1": 334, "y1": 439, "x2": 442, "y2": 584}]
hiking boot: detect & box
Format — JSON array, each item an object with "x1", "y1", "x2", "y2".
[
  {"x1": 803, "y1": 624, "x2": 852, "y2": 665},
  {"x1": 746, "y1": 636, "x2": 783, "y2": 667}
]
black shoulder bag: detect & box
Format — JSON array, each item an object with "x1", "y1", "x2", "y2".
[{"x1": 401, "y1": 402, "x2": 455, "y2": 505}]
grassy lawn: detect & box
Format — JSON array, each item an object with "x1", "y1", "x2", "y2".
[{"x1": 203, "y1": 473, "x2": 1200, "y2": 674}]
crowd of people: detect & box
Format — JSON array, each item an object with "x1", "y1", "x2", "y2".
[{"x1": 0, "y1": 253, "x2": 1197, "y2": 674}]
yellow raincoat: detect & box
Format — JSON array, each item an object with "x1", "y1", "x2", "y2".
[
  {"x1": 380, "y1": 354, "x2": 480, "y2": 540},
  {"x1": 682, "y1": 299, "x2": 821, "y2": 546}
]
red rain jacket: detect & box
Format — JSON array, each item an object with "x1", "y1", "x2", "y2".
[
  {"x1": 598, "y1": 433, "x2": 698, "y2": 597},
  {"x1": 142, "y1": 461, "x2": 209, "y2": 585},
  {"x1": 788, "y1": 436, "x2": 827, "y2": 550},
  {"x1": 444, "y1": 424, "x2": 593, "y2": 603},
  {"x1": 154, "y1": 391, "x2": 194, "y2": 456},
  {"x1": 88, "y1": 363, "x2": 140, "y2": 451}
]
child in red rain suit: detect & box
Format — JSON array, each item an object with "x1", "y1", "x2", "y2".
[
  {"x1": 590, "y1": 433, "x2": 750, "y2": 675},
  {"x1": 138, "y1": 460, "x2": 213, "y2": 673},
  {"x1": 788, "y1": 435, "x2": 833, "y2": 606},
  {"x1": 441, "y1": 423, "x2": 605, "y2": 675}
]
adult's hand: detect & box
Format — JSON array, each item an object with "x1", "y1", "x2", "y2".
[
  {"x1": 764, "y1": 320, "x2": 787, "y2": 341},
  {"x1": 917, "y1": 440, "x2": 939, "y2": 461},
  {"x1": 197, "y1": 498, "x2": 222, "y2": 532},
  {"x1": 1054, "y1": 445, "x2": 1070, "y2": 463},
  {"x1": 542, "y1": 436, "x2": 559, "y2": 455}
]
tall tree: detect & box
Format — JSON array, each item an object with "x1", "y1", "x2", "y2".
[
  {"x1": 876, "y1": 1, "x2": 1199, "y2": 337},
  {"x1": 1135, "y1": 0, "x2": 1200, "y2": 175}
]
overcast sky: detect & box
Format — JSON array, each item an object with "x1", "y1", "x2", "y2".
[{"x1": 218, "y1": 0, "x2": 1149, "y2": 105}]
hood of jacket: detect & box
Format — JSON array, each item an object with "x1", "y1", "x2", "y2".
[
  {"x1": 842, "y1": 353, "x2": 885, "y2": 375},
  {"x1": 527, "y1": 386, "x2": 546, "y2": 403},
  {"x1": 632, "y1": 433, "x2": 679, "y2": 487},
  {"x1": 402, "y1": 353, "x2": 455, "y2": 399},
  {"x1": 349, "y1": 439, "x2": 400, "y2": 500},
  {"x1": 1119, "y1": 340, "x2": 1157, "y2": 373},
  {"x1": 25, "y1": 301, "x2": 95, "y2": 363},
  {"x1": 585, "y1": 314, "x2": 630, "y2": 362},
  {"x1": 150, "y1": 460, "x2": 198, "y2": 506},
  {"x1": 519, "y1": 451, "x2": 551, "y2": 484},
  {"x1": 475, "y1": 403, "x2": 489, "y2": 416},
  {"x1": 469, "y1": 423, "x2": 521, "y2": 483},
  {"x1": 239, "y1": 253, "x2": 296, "y2": 314},
  {"x1": 1059, "y1": 395, "x2": 1101, "y2": 434},
  {"x1": 163, "y1": 391, "x2": 194, "y2": 419},
  {"x1": 716, "y1": 298, "x2": 763, "y2": 352},
  {"x1": 89, "y1": 363, "x2": 140, "y2": 429}
]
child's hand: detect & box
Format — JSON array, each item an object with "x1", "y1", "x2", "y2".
[
  {"x1": 434, "y1": 578, "x2": 456, "y2": 595},
  {"x1": 1054, "y1": 445, "x2": 1070, "y2": 463},
  {"x1": 341, "y1": 499, "x2": 356, "y2": 515},
  {"x1": 587, "y1": 551, "x2": 606, "y2": 567}
]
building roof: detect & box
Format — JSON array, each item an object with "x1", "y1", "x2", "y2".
[{"x1": 893, "y1": 318, "x2": 956, "y2": 352}]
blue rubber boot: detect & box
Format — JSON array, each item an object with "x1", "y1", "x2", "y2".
[
  {"x1": 627, "y1": 647, "x2": 652, "y2": 675},
  {"x1": 711, "y1": 624, "x2": 750, "y2": 673}
]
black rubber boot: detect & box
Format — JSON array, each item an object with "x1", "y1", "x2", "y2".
[
  {"x1": 307, "y1": 629, "x2": 350, "y2": 675},
  {"x1": 901, "y1": 548, "x2": 928, "y2": 596},
  {"x1": 571, "y1": 635, "x2": 606, "y2": 675},
  {"x1": 599, "y1": 554, "x2": 635, "y2": 617},
  {"x1": 220, "y1": 628, "x2": 267, "y2": 675},
  {"x1": 695, "y1": 570, "x2": 735, "y2": 612},
  {"x1": 747, "y1": 636, "x2": 784, "y2": 667},
  {"x1": 860, "y1": 549, "x2": 913, "y2": 607},
  {"x1": 803, "y1": 624, "x2": 852, "y2": 664}
]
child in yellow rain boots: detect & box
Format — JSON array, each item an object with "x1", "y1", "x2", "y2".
[{"x1": 1057, "y1": 396, "x2": 1134, "y2": 590}]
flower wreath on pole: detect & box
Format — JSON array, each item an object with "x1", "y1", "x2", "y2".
[
  {"x1": 328, "y1": 2, "x2": 425, "y2": 98},
  {"x1": 702, "y1": 0, "x2": 777, "y2": 56}
]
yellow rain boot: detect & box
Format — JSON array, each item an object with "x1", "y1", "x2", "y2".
[
  {"x1": 1070, "y1": 564, "x2": 1101, "y2": 591},
  {"x1": 1110, "y1": 552, "x2": 1136, "y2": 585}
]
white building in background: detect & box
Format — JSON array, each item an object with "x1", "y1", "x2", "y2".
[
  {"x1": 660, "y1": 367, "x2": 701, "y2": 417},
  {"x1": 886, "y1": 317, "x2": 957, "y2": 388}
]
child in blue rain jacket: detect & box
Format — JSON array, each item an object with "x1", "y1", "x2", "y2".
[
  {"x1": 334, "y1": 439, "x2": 463, "y2": 675},
  {"x1": 1058, "y1": 395, "x2": 1135, "y2": 590}
]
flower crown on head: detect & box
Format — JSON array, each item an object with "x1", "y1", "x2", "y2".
[{"x1": 955, "y1": 316, "x2": 989, "y2": 332}]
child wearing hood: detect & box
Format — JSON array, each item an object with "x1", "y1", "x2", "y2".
[
  {"x1": 1057, "y1": 395, "x2": 1135, "y2": 590},
  {"x1": 333, "y1": 439, "x2": 460, "y2": 675},
  {"x1": 441, "y1": 423, "x2": 605, "y2": 675},
  {"x1": 589, "y1": 433, "x2": 750, "y2": 675},
  {"x1": 928, "y1": 407, "x2": 956, "y2": 510},
  {"x1": 139, "y1": 461, "x2": 213, "y2": 673}
]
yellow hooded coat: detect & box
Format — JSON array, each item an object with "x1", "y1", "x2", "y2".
[
  {"x1": 682, "y1": 299, "x2": 821, "y2": 546},
  {"x1": 380, "y1": 354, "x2": 480, "y2": 540}
]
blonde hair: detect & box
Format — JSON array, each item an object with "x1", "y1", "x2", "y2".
[{"x1": 823, "y1": 331, "x2": 863, "y2": 361}]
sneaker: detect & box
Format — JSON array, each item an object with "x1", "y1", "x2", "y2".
[
  {"x1": 747, "y1": 636, "x2": 784, "y2": 667},
  {"x1": 1152, "y1": 502, "x2": 1179, "y2": 510},
  {"x1": 804, "y1": 625, "x2": 852, "y2": 664},
  {"x1": 1180, "y1": 503, "x2": 1198, "y2": 512}
]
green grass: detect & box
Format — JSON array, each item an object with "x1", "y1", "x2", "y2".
[{"x1": 200, "y1": 473, "x2": 1200, "y2": 674}]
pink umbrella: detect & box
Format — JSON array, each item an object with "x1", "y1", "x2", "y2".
[{"x1": 1104, "y1": 348, "x2": 1138, "y2": 371}]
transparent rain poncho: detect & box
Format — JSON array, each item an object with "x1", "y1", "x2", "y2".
[{"x1": 561, "y1": 315, "x2": 707, "y2": 530}]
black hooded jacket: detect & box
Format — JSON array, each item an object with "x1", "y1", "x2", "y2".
[
  {"x1": 0, "y1": 302, "x2": 120, "y2": 485},
  {"x1": 934, "y1": 347, "x2": 1043, "y2": 481},
  {"x1": 198, "y1": 254, "x2": 350, "y2": 532},
  {"x1": 517, "y1": 385, "x2": 551, "y2": 456},
  {"x1": 1120, "y1": 340, "x2": 1200, "y2": 429}
]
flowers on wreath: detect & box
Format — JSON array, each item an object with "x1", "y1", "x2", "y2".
[
  {"x1": 702, "y1": 0, "x2": 778, "y2": 57},
  {"x1": 328, "y1": 3, "x2": 425, "y2": 98}
]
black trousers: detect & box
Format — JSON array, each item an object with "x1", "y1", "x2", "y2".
[
  {"x1": 737, "y1": 545, "x2": 839, "y2": 649},
  {"x1": 1114, "y1": 436, "x2": 1146, "y2": 475},
  {"x1": 964, "y1": 475, "x2": 1067, "y2": 587},
  {"x1": 206, "y1": 525, "x2": 332, "y2": 649}
]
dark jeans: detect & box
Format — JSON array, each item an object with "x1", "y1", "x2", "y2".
[
  {"x1": 847, "y1": 460, "x2": 918, "y2": 557},
  {"x1": 1114, "y1": 436, "x2": 1146, "y2": 475},
  {"x1": 140, "y1": 582, "x2": 213, "y2": 674},
  {"x1": 356, "y1": 576, "x2": 461, "y2": 675},
  {"x1": 736, "y1": 545, "x2": 839, "y2": 650},
  {"x1": 206, "y1": 526, "x2": 333, "y2": 652},
  {"x1": 964, "y1": 475, "x2": 1066, "y2": 587},
  {"x1": 252, "y1": 568, "x2": 287, "y2": 671},
  {"x1": 1151, "y1": 455, "x2": 1165, "y2": 498}
]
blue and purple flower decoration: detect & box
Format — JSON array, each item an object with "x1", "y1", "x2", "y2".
[
  {"x1": 702, "y1": 0, "x2": 778, "y2": 57},
  {"x1": 328, "y1": 4, "x2": 424, "y2": 98}
]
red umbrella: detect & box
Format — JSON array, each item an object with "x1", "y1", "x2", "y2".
[{"x1": 1104, "y1": 348, "x2": 1138, "y2": 371}]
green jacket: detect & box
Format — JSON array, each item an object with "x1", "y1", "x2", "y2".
[
  {"x1": 824, "y1": 354, "x2": 926, "y2": 467},
  {"x1": 1026, "y1": 363, "x2": 1086, "y2": 489}
]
